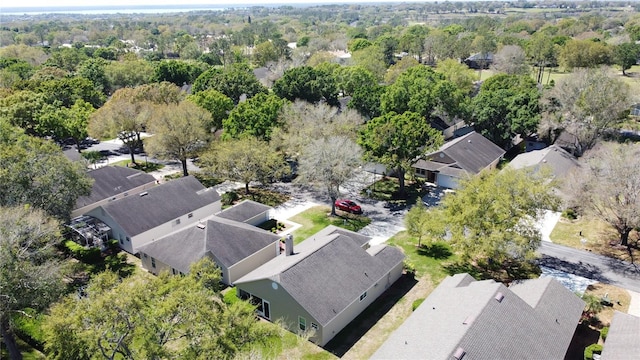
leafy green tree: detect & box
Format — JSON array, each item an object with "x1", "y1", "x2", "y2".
[
  {"x1": 43, "y1": 258, "x2": 276, "y2": 360},
  {"x1": 384, "y1": 56, "x2": 420, "y2": 85},
  {"x1": 78, "y1": 58, "x2": 110, "y2": 95},
  {"x1": 223, "y1": 93, "x2": 285, "y2": 141},
  {"x1": 405, "y1": 201, "x2": 445, "y2": 247},
  {"x1": 187, "y1": 89, "x2": 234, "y2": 132},
  {"x1": 297, "y1": 136, "x2": 363, "y2": 216},
  {"x1": 104, "y1": 59, "x2": 155, "y2": 91},
  {"x1": 201, "y1": 137, "x2": 288, "y2": 194},
  {"x1": 351, "y1": 45, "x2": 388, "y2": 81},
  {"x1": 0, "y1": 121, "x2": 92, "y2": 220},
  {"x1": 29, "y1": 76, "x2": 106, "y2": 108},
  {"x1": 153, "y1": 59, "x2": 206, "y2": 86},
  {"x1": 472, "y1": 74, "x2": 540, "y2": 149},
  {"x1": 436, "y1": 168, "x2": 559, "y2": 279},
  {"x1": 348, "y1": 38, "x2": 373, "y2": 53},
  {"x1": 0, "y1": 90, "x2": 47, "y2": 136},
  {"x1": 435, "y1": 59, "x2": 478, "y2": 95},
  {"x1": 44, "y1": 47, "x2": 88, "y2": 72},
  {"x1": 40, "y1": 99, "x2": 95, "y2": 152},
  {"x1": 359, "y1": 111, "x2": 443, "y2": 195},
  {"x1": 526, "y1": 32, "x2": 557, "y2": 85},
  {"x1": 273, "y1": 66, "x2": 338, "y2": 105},
  {"x1": 399, "y1": 25, "x2": 429, "y2": 63},
  {"x1": 348, "y1": 84, "x2": 385, "y2": 120},
  {"x1": 1, "y1": 205, "x2": 64, "y2": 360},
  {"x1": 373, "y1": 34, "x2": 399, "y2": 66},
  {"x1": 559, "y1": 40, "x2": 611, "y2": 70},
  {"x1": 192, "y1": 63, "x2": 267, "y2": 103},
  {"x1": 540, "y1": 67, "x2": 631, "y2": 156},
  {"x1": 334, "y1": 66, "x2": 377, "y2": 97},
  {"x1": 145, "y1": 101, "x2": 211, "y2": 176},
  {"x1": 613, "y1": 42, "x2": 640, "y2": 76},
  {"x1": 381, "y1": 66, "x2": 468, "y2": 125}
]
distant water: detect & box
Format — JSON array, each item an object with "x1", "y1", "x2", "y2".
[{"x1": 2, "y1": 5, "x2": 228, "y2": 16}]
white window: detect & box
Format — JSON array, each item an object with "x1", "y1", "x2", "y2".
[
  {"x1": 311, "y1": 322, "x2": 318, "y2": 331},
  {"x1": 298, "y1": 316, "x2": 306, "y2": 331},
  {"x1": 360, "y1": 292, "x2": 367, "y2": 301},
  {"x1": 151, "y1": 257, "x2": 156, "y2": 268}
]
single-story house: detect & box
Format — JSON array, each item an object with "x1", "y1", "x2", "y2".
[
  {"x1": 138, "y1": 200, "x2": 281, "y2": 285},
  {"x1": 234, "y1": 225, "x2": 405, "y2": 346},
  {"x1": 71, "y1": 166, "x2": 157, "y2": 218},
  {"x1": 86, "y1": 176, "x2": 221, "y2": 254},
  {"x1": 508, "y1": 145, "x2": 580, "y2": 180},
  {"x1": 413, "y1": 131, "x2": 505, "y2": 189},
  {"x1": 372, "y1": 273, "x2": 585, "y2": 360},
  {"x1": 464, "y1": 52, "x2": 494, "y2": 69},
  {"x1": 601, "y1": 311, "x2": 640, "y2": 359}
]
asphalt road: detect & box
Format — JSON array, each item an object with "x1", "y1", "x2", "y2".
[{"x1": 538, "y1": 242, "x2": 640, "y2": 292}]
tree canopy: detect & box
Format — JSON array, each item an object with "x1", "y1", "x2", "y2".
[
  {"x1": 222, "y1": 93, "x2": 285, "y2": 141},
  {"x1": 273, "y1": 65, "x2": 338, "y2": 106}
]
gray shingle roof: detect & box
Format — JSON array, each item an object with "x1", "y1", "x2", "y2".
[
  {"x1": 137, "y1": 215, "x2": 281, "y2": 273},
  {"x1": 372, "y1": 273, "x2": 584, "y2": 360},
  {"x1": 75, "y1": 166, "x2": 156, "y2": 209},
  {"x1": 235, "y1": 228, "x2": 404, "y2": 326},
  {"x1": 601, "y1": 311, "x2": 640, "y2": 360},
  {"x1": 101, "y1": 176, "x2": 220, "y2": 237},
  {"x1": 414, "y1": 131, "x2": 505, "y2": 177},
  {"x1": 216, "y1": 200, "x2": 272, "y2": 223},
  {"x1": 508, "y1": 145, "x2": 580, "y2": 179}
]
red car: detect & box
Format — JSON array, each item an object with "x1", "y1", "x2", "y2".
[{"x1": 335, "y1": 199, "x2": 363, "y2": 214}]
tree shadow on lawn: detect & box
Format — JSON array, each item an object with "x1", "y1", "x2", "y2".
[
  {"x1": 417, "y1": 243, "x2": 453, "y2": 260},
  {"x1": 323, "y1": 274, "x2": 418, "y2": 357},
  {"x1": 444, "y1": 259, "x2": 541, "y2": 284}
]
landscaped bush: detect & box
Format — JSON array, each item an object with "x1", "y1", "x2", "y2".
[
  {"x1": 221, "y1": 191, "x2": 239, "y2": 206},
  {"x1": 600, "y1": 326, "x2": 609, "y2": 341},
  {"x1": 403, "y1": 261, "x2": 416, "y2": 277},
  {"x1": 584, "y1": 343, "x2": 603, "y2": 360},
  {"x1": 562, "y1": 208, "x2": 578, "y2": 220},
  {"x1": 412, "y1": 299, "x2": 425, "y2": 311},
  {"x1": 223, "y1": 289, "x2": 240, "y2": 305},
  {"x1": 12, "y1": 309, "x2": 45, "y2": 351},
  {"x1": 64, "y1": 240, "x2": 102, "y2": 263}
]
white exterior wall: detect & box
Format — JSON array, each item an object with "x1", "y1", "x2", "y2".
[
  {"x1": 227, "y1": 241, "x2": 279, "y2": 285},
  {"x1": 243, "y1": 211, "x2": 271, "y2": 227},
  {"x1": 140, "y1": 252, "x2": 181, "y2": 275},
  {"x1": 71, "y1": 182, "x2": 156, "y2": 218},
  {"x1": 321, "y1": 261, "x2": 404, "y2": 345},
  {"x1": 131, "y1": 201, "x2": 221, "y2": 253}
]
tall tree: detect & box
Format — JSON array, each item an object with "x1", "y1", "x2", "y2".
[
  {"x1": 43, "y1": 258, "x2": 276, "y2": 360},
  {"x1": 613, "y1": 42, "x2": 640, "y2": 76},
  {"x1": 192, "y1": 63, "x2": 267, "y2": 103},
  {"x1": 492, "y1": 45, "x2": 529, "y2": 75},
  {"x1": 540, "y1": 67, "x2": 632, "y2": 156},
  {"x1": 201, "y1": 137, "x2": 288, "y2": 194},
  {"x1": 404, "y1": 201, "x2": 445, "y2": 248},
  {"x1": 297, "y1": 136, "x2": 363, "y2": 216},
  {"x1": 0, "y1": 206, "x2": 64, "y2": 360},
  {"x1": 435, "y1": 168, "x2": 559, "y2": 279},
  {"x1": 187, "y1": 89, "x2": 234, "y2": 132},
  {"x1": 558, "y1": 40, "x2": 611, "y2": 70},
  {"x1": 472, "y1": 74, "x2": 541, "y2": 149},
  {"x1": 273, "y1": 66, "x2": 338, "y2": 105},
  {"x1": 359, "y1": 111, "x2": 443, "y2": 195},
  {"x1": 526, "y1": 32, "x2": 557, "y2": 85},
  {"x1": 572, "y1": 143, "x2": 640, "y2": 248},
  {"x1": 222, "y1": 93, "x2": 285, "y2": 141},
  {"x1": 435, "y1": 59, "x2": 478, "y2": 95},
  {"x1": 145, "y1": 101, "x2": 211, "y2": 176},
  {"x1": 0, "y1": 121, "x2": 92, "y2": 220},
  {"x1": 40, "y1": 99, "x2": 95, "y2": 153}
]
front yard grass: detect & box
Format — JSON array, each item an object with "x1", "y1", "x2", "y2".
[
  {"x1": 583, "y1": 283, "x2": 631, "y2": 328},
  {"x1": 550, "y1": 216, "x2": 639, "y2": 262},
  {"x1": 289, "y1": 206, "x2": 371, "y2": 244},
  {"x1": 386, "y1": 231, "x2": 456, "y2": 283},
  {"x1": 110, "y1": 159, "x2": 164, "y2": 173}
]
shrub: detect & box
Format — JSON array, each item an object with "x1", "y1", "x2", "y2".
[
  {"x1": 64, "y1": 240, "x2": 102, "y2": 263},
  {"x1": 412, "y1": 299, "x2": 425, "y2": 311},
  {"x1": 222, "y1": 191, "x2": 239, "y2": 206},
  {"x1": 584, "y1": 343, "x2": 603, "y2": 360},
  {"x1": 12, "y1": 309, "x2": 45, "y2": 351},
  {"x1": 562, "y1": 208, "x2": 578, "y2": 220},
  {"x1": 223, "y1": 290, "x2": 240, "y2": 305},
  {"x1": 403, "y1": 260, "x2": 416, "y2": 277},
  {"x1": 600, "y1": 326, "x2": 609, "y2": 341}
]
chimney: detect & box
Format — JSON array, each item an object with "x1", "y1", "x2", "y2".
[{"x1": 285, "y1": 234, "x2": 294, "y2": 256}]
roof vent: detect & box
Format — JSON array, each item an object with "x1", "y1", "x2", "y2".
[
  {"x1": 462, "y1": 315, "x2": 476, "y2": 325},
  {"x1": 196, "y1": 223, "x2": 206, "y2": 230},
  {"x1": 495, "y1": 292, "x2": 505, "y2": 303},
  {"x1": 139, "y1": 191, "x2": 148, "y2": 197},
  {"x1": 453, "y1": 347, "x2": 466, "y2": 360},
  {"x1": 467, "y1": 139, "x2": 471, "y2": 143}
]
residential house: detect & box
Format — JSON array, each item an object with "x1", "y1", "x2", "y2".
[
  {"x1": 138, "y1": 200, "x2": 280, "y2": 285},
  {"x1": 601, "y1": 311, "x2": 640, "y2": 359},
  {"x1": 86, "y1": 176, "x2": 221, "y2": 254},
  {"x1": 508, "y1": 145, "x2": 580, "y2": 180},
  {"x1": 372, "y1": 273, "x2": 584, "y2": 360},
  {"x1": 71, "y1": 166, "x2": 157, "y2": 218},
  {"x1": 464, "y1": 52, "x2": 494, "y2": 69},
  {"x1": 413, "y1": 131, "x2": 505, "y2": 189},
  {"x1": 234, "y1": 225, "x2": 405, "y2": 346}
]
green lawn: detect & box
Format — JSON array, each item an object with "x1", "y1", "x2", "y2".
[
  {"x1": 110, "y1": 160, "x2": 164, "y2": 173},
  {"x1": 289, "y1": 206, "x2": 372, "y2": 244},
  {"x1": 387, "y1": 231, "x2": 456, "y2": 283}
]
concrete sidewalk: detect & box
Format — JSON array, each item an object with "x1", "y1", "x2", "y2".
[{"x1": 627, "y1": 290, "x2": 640, "y2": 317}]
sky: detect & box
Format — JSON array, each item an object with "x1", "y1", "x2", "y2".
[{"x1": 11, "y1": 0, "x2": 410, "y2": 8}]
